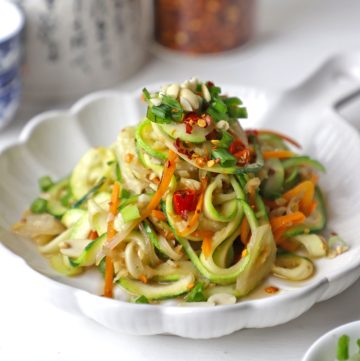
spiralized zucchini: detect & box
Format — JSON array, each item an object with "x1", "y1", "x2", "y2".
[{"x1": 13, "y1": 78, "x2": 336, "y2": 304}]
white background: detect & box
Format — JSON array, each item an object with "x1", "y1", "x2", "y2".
[{"x1": 1, "y1": 0, "x2": 360, "y2": 360}]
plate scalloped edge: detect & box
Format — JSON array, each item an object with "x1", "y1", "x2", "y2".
[{"x1": 0, "y1": 86, "x2": 360, "y2": 338}]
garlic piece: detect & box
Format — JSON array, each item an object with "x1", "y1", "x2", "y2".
[
  {"x1": 216, "y1": 120, "x2": 230, "y2": 131},
  {"x1": 180, "y1": 88, "x2": 199, "y2": 110},
  {"x1": 180, "y1": 96, "x2": 193, "y2": 111},
  {"x1": 207, "y1": 293, "x2": 237, "y2": 305},
  {"x1": 150, "y1": 98, "x2": 161, "y2": 106},
  {"x1": 166, "y1": 83, "x2": 180, "y2": 99},
  {"x1": 202, "y1": 83, "x2": 211, "y2": 102}
]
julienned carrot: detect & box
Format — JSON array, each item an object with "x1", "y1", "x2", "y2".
[
  {"x1": 177, "y1": 177, "x2": 208, "y2": 237},
  {"x1": 270, "y1": 211, "x2": 306, "y2": 231},
  {"x1": 270, "y1": 212, "x2": 306, "y2": 243},
  {"x1": 151, "y1": 209, "x2": 167, "y2": 222},
  {"x1": 142, "y1": 150, "x2": 178, "y2": 219},
  {"x1": 104, "y1": 181, "x2": 121, "y2": 298},
  {"x1": 257, "y1": 130, "x2": 301, "y2": 149},
  {"x1": 201, "y1": 235, "x2": 212, "y2": 258},
  {"x1": 108, "y1": 150, "x2": 178, "y2": 250},
  {"x1": 262, "y1": 150, "x2": 296, "y2": 160},
  {"x1": 240, "y1": 216, "x2": 250, "y2": 245},
  {"x1": 283, "y1": 180, "x2": 315, "y2": 216}
]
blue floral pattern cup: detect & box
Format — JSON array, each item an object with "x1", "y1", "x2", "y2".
[{"x1": 0, "y1": 0, "x2": 24, "y2": 129}]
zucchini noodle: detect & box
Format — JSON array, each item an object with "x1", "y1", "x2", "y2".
[{"x1": 12, "y1": 78, "x2": 340, "y2": 304}]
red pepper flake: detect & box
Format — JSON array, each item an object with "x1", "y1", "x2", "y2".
[
  {"x1": 245, "y1": 129, "x2": 259, "y2": 137},
  {"x1": 206, "y1": 81, "x2": 214, "y2": 88},
  {"x1": 173, "y1": 189, "x2": 198, "y2": 219},
  {"x1": 234, "y1": 148, "x2": 251, "y2": 166},
  {"x1": 183, "y1": 112, "x2": 200, "y2": 134},
  {"x1": 229, "y1": 139, "x2": 246, "y2": 154},
  {"x1": 265, "y1": 286, "x2": 279, "y2": 294},
  {"x1": 174, "y1": 138, "x2": 194, "y2": 158}
]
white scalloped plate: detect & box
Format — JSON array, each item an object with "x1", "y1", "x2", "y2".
[{"x1": 1, "y1": 55, "x2": 360, "y2": 338}]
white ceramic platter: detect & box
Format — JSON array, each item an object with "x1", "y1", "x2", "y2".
[{"x1": 1, "y1": 54, "x2": 360, "y2": 339}]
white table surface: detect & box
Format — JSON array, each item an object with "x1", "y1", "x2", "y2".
[{"x1": 1, "y1": 0, "x2": 360, "y2": 360}]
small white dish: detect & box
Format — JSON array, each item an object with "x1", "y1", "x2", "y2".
[{"x1": 302, "y1": 321, "x2": 360, "y2": 361}]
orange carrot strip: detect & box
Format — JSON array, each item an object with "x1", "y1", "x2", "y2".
[
  {"x1": 142, "y1": 150, "x2": 177, "y2": 219},
  {"x1": 201, "y1": 235, "x2": 212, "y2": 258},
  {"x1": 151, "y1": 209, "x2": 167, "y2": 222},
  {"x1": 104, "y1": 181, "x2": 121, "y2": 298},
  {"x1": 107, "y1": 151, "x2": 178, "y2": 251},
  {"x1": 177, "y1": 177, "x2": 208, "y2": 237},
  {"x1": 138, "y1": 274, "x2": 148, "y2": 284},
  {"x1": 240, "y1": 217, "x2": 250, "y2": 245},
  {"x1": 283, "y1": 180, "x2": 315, "y2": 216},
  {"x1": 263, "y1": 150, "x2": 296, "y2": 160},
  {"x1": 270, "y1": 211, "x2": 306, "y2": 231},
  {"x1": 257, "y1": 130, "x2": 301, "y2": 149}
]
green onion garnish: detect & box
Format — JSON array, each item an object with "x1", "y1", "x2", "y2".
[
  {"x1": 218, "y1": 131, "x2": 233, "y2": 149},
  {"x1": 337, "y1": 335, "x2": 350, "y2": 361},
  {"x1": 185, "y1": 282, "x2": 206, "y2": 302},
  {"x1": 212, "y1": 148, "x2": 237, "y2": 167},
  {"x1": 135, "y1": 295, "x2": 149, "y2": 304},
  {"x1": 31, "y1": 198, "x2": 48, "y2": 214},
  {"x1": 121, "y1": 204, "x2": 141, "y2": 223},
  {"x1": 121, "y1": 189, "x2": 131, "y2": 199},
  {"x1": 38, "y1": 176, "x2": 54, "y2": 192},
  {"x1": 142, "y1": 88, "x2": 151, "y2": 100}
]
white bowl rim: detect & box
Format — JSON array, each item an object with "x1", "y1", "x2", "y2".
[{"x1": 302, "y1": 320, "x2": 360, "y2": 361}]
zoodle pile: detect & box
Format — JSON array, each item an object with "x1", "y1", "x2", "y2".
[{"x1": 13, "y1": 78, "x2": 345, "y2": 305}]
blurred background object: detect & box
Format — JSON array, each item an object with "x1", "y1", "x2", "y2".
[
  {"x1": 0, "y1": 0, "x2": 23, "y2": 130},
  {"x1": 154, "y1": 0, "x2": 255, "y2": 54},
  {"x1": 13, "y1": 0, "x2": 152, "y2": 104}
]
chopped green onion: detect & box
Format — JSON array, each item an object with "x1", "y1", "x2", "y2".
[
  {"x1": 212, "y1": 148, "x2": 237, "y2": 167},
  {"x1": 185, "y1": 282, "x2": 206, "y2": 302},
  {"x1": 218, "y1": 131, "x2": 233, "y2": 149},
  {"x1": 121, "y1": 204, "x2": 141, "y2": 223},
  {"x1": 212, "y1": 98, "x2": 227, "y2": 114},
  {"x1": 337, "y1": 335, "x2": 350, "y2": 361},
  {"x1": 209, "y1": 85, "x2": 221, "y2": 98},
  {"x1": 223, "y1": 97, "x2": 242, "y2": 107},
  {"x1": 116, "y1": 163, "x2": 122, "y2": 182},
  {"x1": 38, "y1": 176, "x2": 54, "y2": 192},
  {"x1": 161, "y1": 95, "x2": 182, "y2": 112},
  {"x1": 195, "y1": 83, "x2": 202, "y2": 92},
  {"x1": 142, "y1": 88, "x2": 151, "y2": 100},
  {"x1": 121, "y1": 189, "x2": 131, "y2": 199},
  {"x1": 147, "y1": 105, "x2": 173, "y2": 124},
  {"x1": 31, "y1": 198, "x2": 48, "y2": 214},
  {"x1": 98, "y1": 257, "x2": 106, "y2": 275},
  {"x1": 135, "y1": 295, "x2": 149, "y2": 304},
  {"x1": 229, "y1": 106, "x2": 248, "y2": 119}
]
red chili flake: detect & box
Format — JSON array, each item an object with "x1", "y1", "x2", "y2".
[
  {"x1": 229, "y1": 139, "x2": 246, "y2": 154},
  {"x1": 234, "y1": 148, "x2": 251, "y2": 166},
  {"x1": 245, "y1": 129, "x2": 259, "y2": 137},
  {"x1": 183, "y1": 112, "x2": 200, "y2": 134},
  {"x1": 265, "y1": 286, "x2": 279, "y2": 294},
  {"x1": 174, "y1": 138, "x2": 194, "y2": 158},
  {"x1": 205, "y1": 129, "x2": 220, "y2": 141},
  {"x1": 206, "y1": 81, "x2": 215, "y2": 88}
]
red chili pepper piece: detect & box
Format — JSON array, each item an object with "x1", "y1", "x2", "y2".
[
  {"x1": 229, "y1": 139, "x2": 246, "y2": 154},
  {"x1": 183, "y1": 112, "x2": 200, "y2": 134},
  {"x1": 233, "y1": 148, "x2": 251, "y2": 165},
  {"x1": 173, "y1": 189, "x2": 198, "y2": 218}
]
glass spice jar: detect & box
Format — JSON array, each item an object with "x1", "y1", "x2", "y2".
[{"x1": 154, "y1": 0, "x2": 255, "y2": 54}]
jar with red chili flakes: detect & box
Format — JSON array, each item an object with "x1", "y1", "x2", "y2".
[{"x1": 154, "y1": 0, "x2": 255, "y2": 54}]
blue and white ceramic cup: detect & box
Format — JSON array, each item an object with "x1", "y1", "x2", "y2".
[{"x1": 0, "y1": 0, "x2": 24, "y2": 129}]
